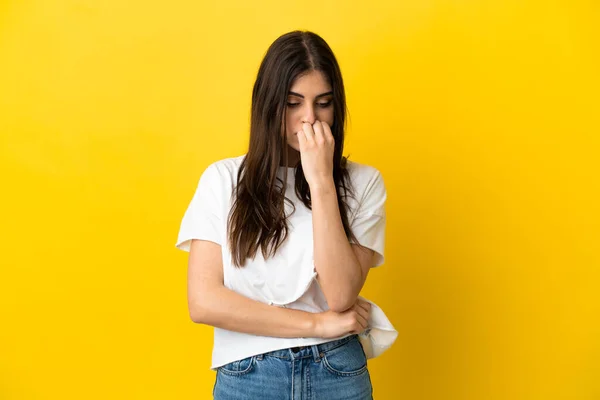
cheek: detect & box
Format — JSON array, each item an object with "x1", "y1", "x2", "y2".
[
  {"x1": 318, "y1": 108, "x2": 334, "y2": 125},
  {"x1": 285, "y1": 110, "x2": 297, "y2": 133}
]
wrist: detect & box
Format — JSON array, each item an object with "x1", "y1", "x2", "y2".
[
  {"x1": 309, "y1": 312, "x2": 323, "y2": 338},
  {"x1": 309, "y1": 177, "x2": 335, "y2": 195}
]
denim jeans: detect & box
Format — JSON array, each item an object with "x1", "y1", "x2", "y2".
[{"x1": 213, "y1": 334, "x2": 374, "y2": 399}]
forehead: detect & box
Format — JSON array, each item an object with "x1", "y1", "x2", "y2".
[{"x1": 289, "y1": 70, "x2": 331, "y2": 93}]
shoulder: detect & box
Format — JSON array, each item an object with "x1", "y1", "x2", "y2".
[
  {"x1": 343, "y1": 159, "x2": 386, "y2": 218},
  {"x1": 197, "y1": 154, "x2": 245, "y2": 184},
  {"x1": 191, "y1": 154, "x2": 246, "y2": 201},
  {"x1": 345, "y1": 159, "x2": 385, "y2": 192},
  {"x1": 204, "y1": 154, "x2": 245, "y2": 177}
]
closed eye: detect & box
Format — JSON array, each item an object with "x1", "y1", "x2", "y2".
[{"x1": 286, "y1": 101, "x2": 332, "y2": 108}]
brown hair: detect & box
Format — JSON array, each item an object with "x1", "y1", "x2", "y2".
[{"x1": 227, "y1": 30, "x2": 358, "y2": 267}]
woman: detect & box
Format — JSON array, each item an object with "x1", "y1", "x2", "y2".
[{"x1": 176, "y1": 30, "x2": 397, "y2": 400}]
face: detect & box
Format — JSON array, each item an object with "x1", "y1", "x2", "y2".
[{"x1": 284, "y1": 70, "x2": 334, "y2": 152}]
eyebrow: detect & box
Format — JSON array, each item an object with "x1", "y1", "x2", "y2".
[{"x1": 288, "y1": 91, "x2": 333, "y2": 99}]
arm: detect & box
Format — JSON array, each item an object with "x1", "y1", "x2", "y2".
[
  {"x1": 187, "y1": 239, "x2": 317, "y2": 337},
  {"x1": 311, "y1": 180, "x2": 375, "y2": 312},
  {"x1": 295, "y1": 120, "x2": 377, "y2": 313}
]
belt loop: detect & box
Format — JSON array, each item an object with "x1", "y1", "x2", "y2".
[{"x1": 311, "y1": 345, "x2": 320, "y2": 362}]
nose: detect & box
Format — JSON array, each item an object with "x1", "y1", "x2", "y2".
[{"x1": 302, "y1": 105, "x2": 316, "y2": 125}]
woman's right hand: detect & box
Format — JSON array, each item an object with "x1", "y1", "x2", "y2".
[{"x1": 314, "y1": 298, "x2": 372, "y2": 339}]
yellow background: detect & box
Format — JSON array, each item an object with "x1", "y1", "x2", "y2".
[{"x1": 1, "y1": 1, "x2": 598, "y2": 399}]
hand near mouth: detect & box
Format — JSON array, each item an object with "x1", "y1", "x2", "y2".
[{"x1": 297, "y1": 120, "x2": 335, "y2": 189}]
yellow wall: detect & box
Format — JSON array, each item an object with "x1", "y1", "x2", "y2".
[{"x1": 1, "y1": 1, "x2": 598, "y2": 399}]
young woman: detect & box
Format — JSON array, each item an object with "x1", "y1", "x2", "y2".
[{"x1": 176, "y1": 30, "x2": 397, "y2": 400}]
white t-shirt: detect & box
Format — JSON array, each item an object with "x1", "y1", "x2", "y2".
[{"x1": 176, "y1": 154, "x2": 398, "y2": 370}]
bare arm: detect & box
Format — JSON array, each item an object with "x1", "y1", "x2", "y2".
[
  {"x1": 296, "y1": 121, "x2": 377, "y2": 313},
  {"x1": 187, "y1": 239, "x2": 372, "y2": 338},
  {"x1": 187, "y1": 238, "x2": 318, "y2": 337},
  {"x1": 311, "y1": 180, "x2": 375, "y2": 312}
]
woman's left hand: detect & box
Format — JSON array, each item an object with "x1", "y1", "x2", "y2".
[{"x1": 297, "y1": 121, "x2": 335, "y2": 189}]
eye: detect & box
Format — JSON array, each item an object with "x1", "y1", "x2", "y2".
[
  {"x1": 317, "y1": 101, "x2": 332, "y2": 108},
  {"x1": 287, "y1": 102, "x2": 300, "y2": 107}
]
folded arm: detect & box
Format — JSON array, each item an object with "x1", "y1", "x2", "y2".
[
  {"x1": 187, "y1": 239, "x2": 318, "y2": 337},
  {"x1": 310, "y1": 179, "x2": 375, "y2": 313}
]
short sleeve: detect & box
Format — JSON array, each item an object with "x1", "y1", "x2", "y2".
[
  {"x1": 349, "y1": 170, "x2": 387, "y2": 267},
  {"x1": 175, "y1": 164, "x2": 223, "y2": 251}
]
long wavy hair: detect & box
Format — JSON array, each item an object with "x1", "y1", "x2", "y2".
[{"x1": 227, "y1": 30, "x2": 358, "y2": 267}]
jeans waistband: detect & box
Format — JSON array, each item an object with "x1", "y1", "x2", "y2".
[{"x1": 257, "y1": 334, "x2": 357, "y2": 362}]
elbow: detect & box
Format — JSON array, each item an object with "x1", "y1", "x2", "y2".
[
  {"x1": 321, "y1": 282, "x2": 360, "y2": 313},
  {"x1": 188, "y1": 285, "x2": 222, "y2": 324},
  {"x1": 189, "y1": 306, "x2": 205, "y2": 324},
  {"x1": 327, "y1": 295, "x2": 357, "y2": 313},
  {"x1": 319, "y1": 267, "x2": 364, "y2": 313},
  {"x1": 188, "y1": 298, "x2": 211, "y2": 324},
  {"x1": 317, "y1": 270, "x2": 362, "y2": 312}
]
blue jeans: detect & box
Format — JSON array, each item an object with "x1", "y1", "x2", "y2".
[{"x1": 213, "y1": 334, "x2": 374, "y2": 399}]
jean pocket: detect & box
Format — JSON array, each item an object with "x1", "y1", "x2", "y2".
[
  {"x1": 322, "y1": 336, "x2": 368, "y2": 377},
  {"x1": 217, "y1": 355, "x2": 256, "y2": 376}
]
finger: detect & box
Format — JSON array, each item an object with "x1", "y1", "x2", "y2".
[
  {"x1": 354, "y1": 311, "x2": 368, "y2": 330},
  {"x1": 356, "y1": 300, "x2": 372, "y2": 314},
  {"x1": 321, "y1": 121, "x2": 335, "y2": 142},
  {"x1": 301, "y1": 122, "x2": 315, "y2": 142},
  {"x1": 355, "y1": 304, "x2": 371, "y2": 324},
  {"x1": 312, "y1": 121, "x2": 325, "y2": 143},
  {"x1": 352, "y1": 314, "x2": 368, "y2": 333}
]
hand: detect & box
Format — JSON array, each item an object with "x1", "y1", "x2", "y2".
[
  {"x1": 313, "y1": 298, "x2": 372, "y2": 339},
  {"x1": 297, "y1": 121, "x2": 335, "y2": 188}
]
